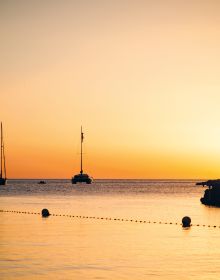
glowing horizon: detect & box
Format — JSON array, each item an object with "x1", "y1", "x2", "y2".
[{"x1": 1, "y1": 1, "x2": 220, "y2": 179}]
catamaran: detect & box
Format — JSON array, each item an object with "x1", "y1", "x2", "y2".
[
  {"x1": 71, "y1": 127, "x2": 93, "y2": 184},
  {"x1": 0, "y1": 122, "x2": 7, "y2": 185}
]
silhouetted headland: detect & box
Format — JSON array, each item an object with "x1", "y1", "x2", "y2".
[{"x1": 197, "y1": 179, "x2": 220, "y2": 206}]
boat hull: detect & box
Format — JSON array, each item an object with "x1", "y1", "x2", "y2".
[
  {"x1": 71, "y1": 173, "x2": 93, "y2": 184},
  {"x1": 0, "y1": 178, "x2": 6, "y2": 185}
]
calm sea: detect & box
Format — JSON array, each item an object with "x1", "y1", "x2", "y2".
[{"x1": 1, "y1": 179, "x2": 220, "y2": 280}]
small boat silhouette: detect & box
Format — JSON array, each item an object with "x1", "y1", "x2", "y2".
[{"x1": 38, "y1": 180, "x2": 46, "y2": 184}]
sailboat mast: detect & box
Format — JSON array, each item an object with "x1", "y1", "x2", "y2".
[
  {"x1": 3, "y1": 137, "x2": 6, "y2": 179},
  {"x1": 0, "y1": 122, "x2": 2, "y2": 178},
  {"x1": 80, "y1": 126, "x2": 83, "y2": 174}
]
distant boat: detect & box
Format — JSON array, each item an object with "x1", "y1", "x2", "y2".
[
  {"x1": 71, "y1": 127, "x2": 93, "y2": 184},
  {"x1": 197, "y1": 179, "x2": 220, "y2": 206},
  {"x1": 0, "y1": 122, "x2": 7, "y2": 185},
  {"x1": 38, "y1": 180, "x2": 46, "y2": 184}
]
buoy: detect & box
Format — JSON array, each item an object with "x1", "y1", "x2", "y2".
[
  {"x1": 41, "y1": 208, "x2": 50, "y2": 217},
  {"x1": 182, "y1": 216, "x2": 191, "y2": 227}
]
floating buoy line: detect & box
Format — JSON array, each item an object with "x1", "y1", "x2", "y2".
[{"x1": 0, "y1": 209, "x2": 219, "y2": 229}]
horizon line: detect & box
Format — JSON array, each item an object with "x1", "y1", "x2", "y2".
[{"x1": 6, "y1": 178, "x2": 208, "y2": 180}]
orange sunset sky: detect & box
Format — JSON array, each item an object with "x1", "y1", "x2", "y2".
[{"x1": 1, "y1": 0, "x2": 220, "y2": 179}]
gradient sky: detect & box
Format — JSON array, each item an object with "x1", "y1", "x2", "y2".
[{"x1": 1, "y1": 0, "x2": 220, "y2": 179}]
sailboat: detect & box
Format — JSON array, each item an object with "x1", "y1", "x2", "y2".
[
  {"x1": 71, "y1": 127, "x2": 93, "y2": 184},
  {"x1": 0, "y1": 122, "x2": 7, "y2": 185}
]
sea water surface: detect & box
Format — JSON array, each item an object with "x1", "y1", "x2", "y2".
[{"x1": 1, "y1": 179, "x2": 220, "y2": 280}]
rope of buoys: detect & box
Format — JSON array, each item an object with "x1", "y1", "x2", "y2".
[{"x1": 1, "y1": 209, "x2": 220, "y2": 229}]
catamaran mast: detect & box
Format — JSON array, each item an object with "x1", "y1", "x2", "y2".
[
  {"x1": 80, "y1": 126, "x2": 83, "y2": 174},
  {"x1": 71, "y1": 126, "x2": 92, "y2": 184}
]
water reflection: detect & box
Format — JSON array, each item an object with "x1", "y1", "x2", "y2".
[{"x1": 1, "y1": 180, "x2": 220, "y2": 279}]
